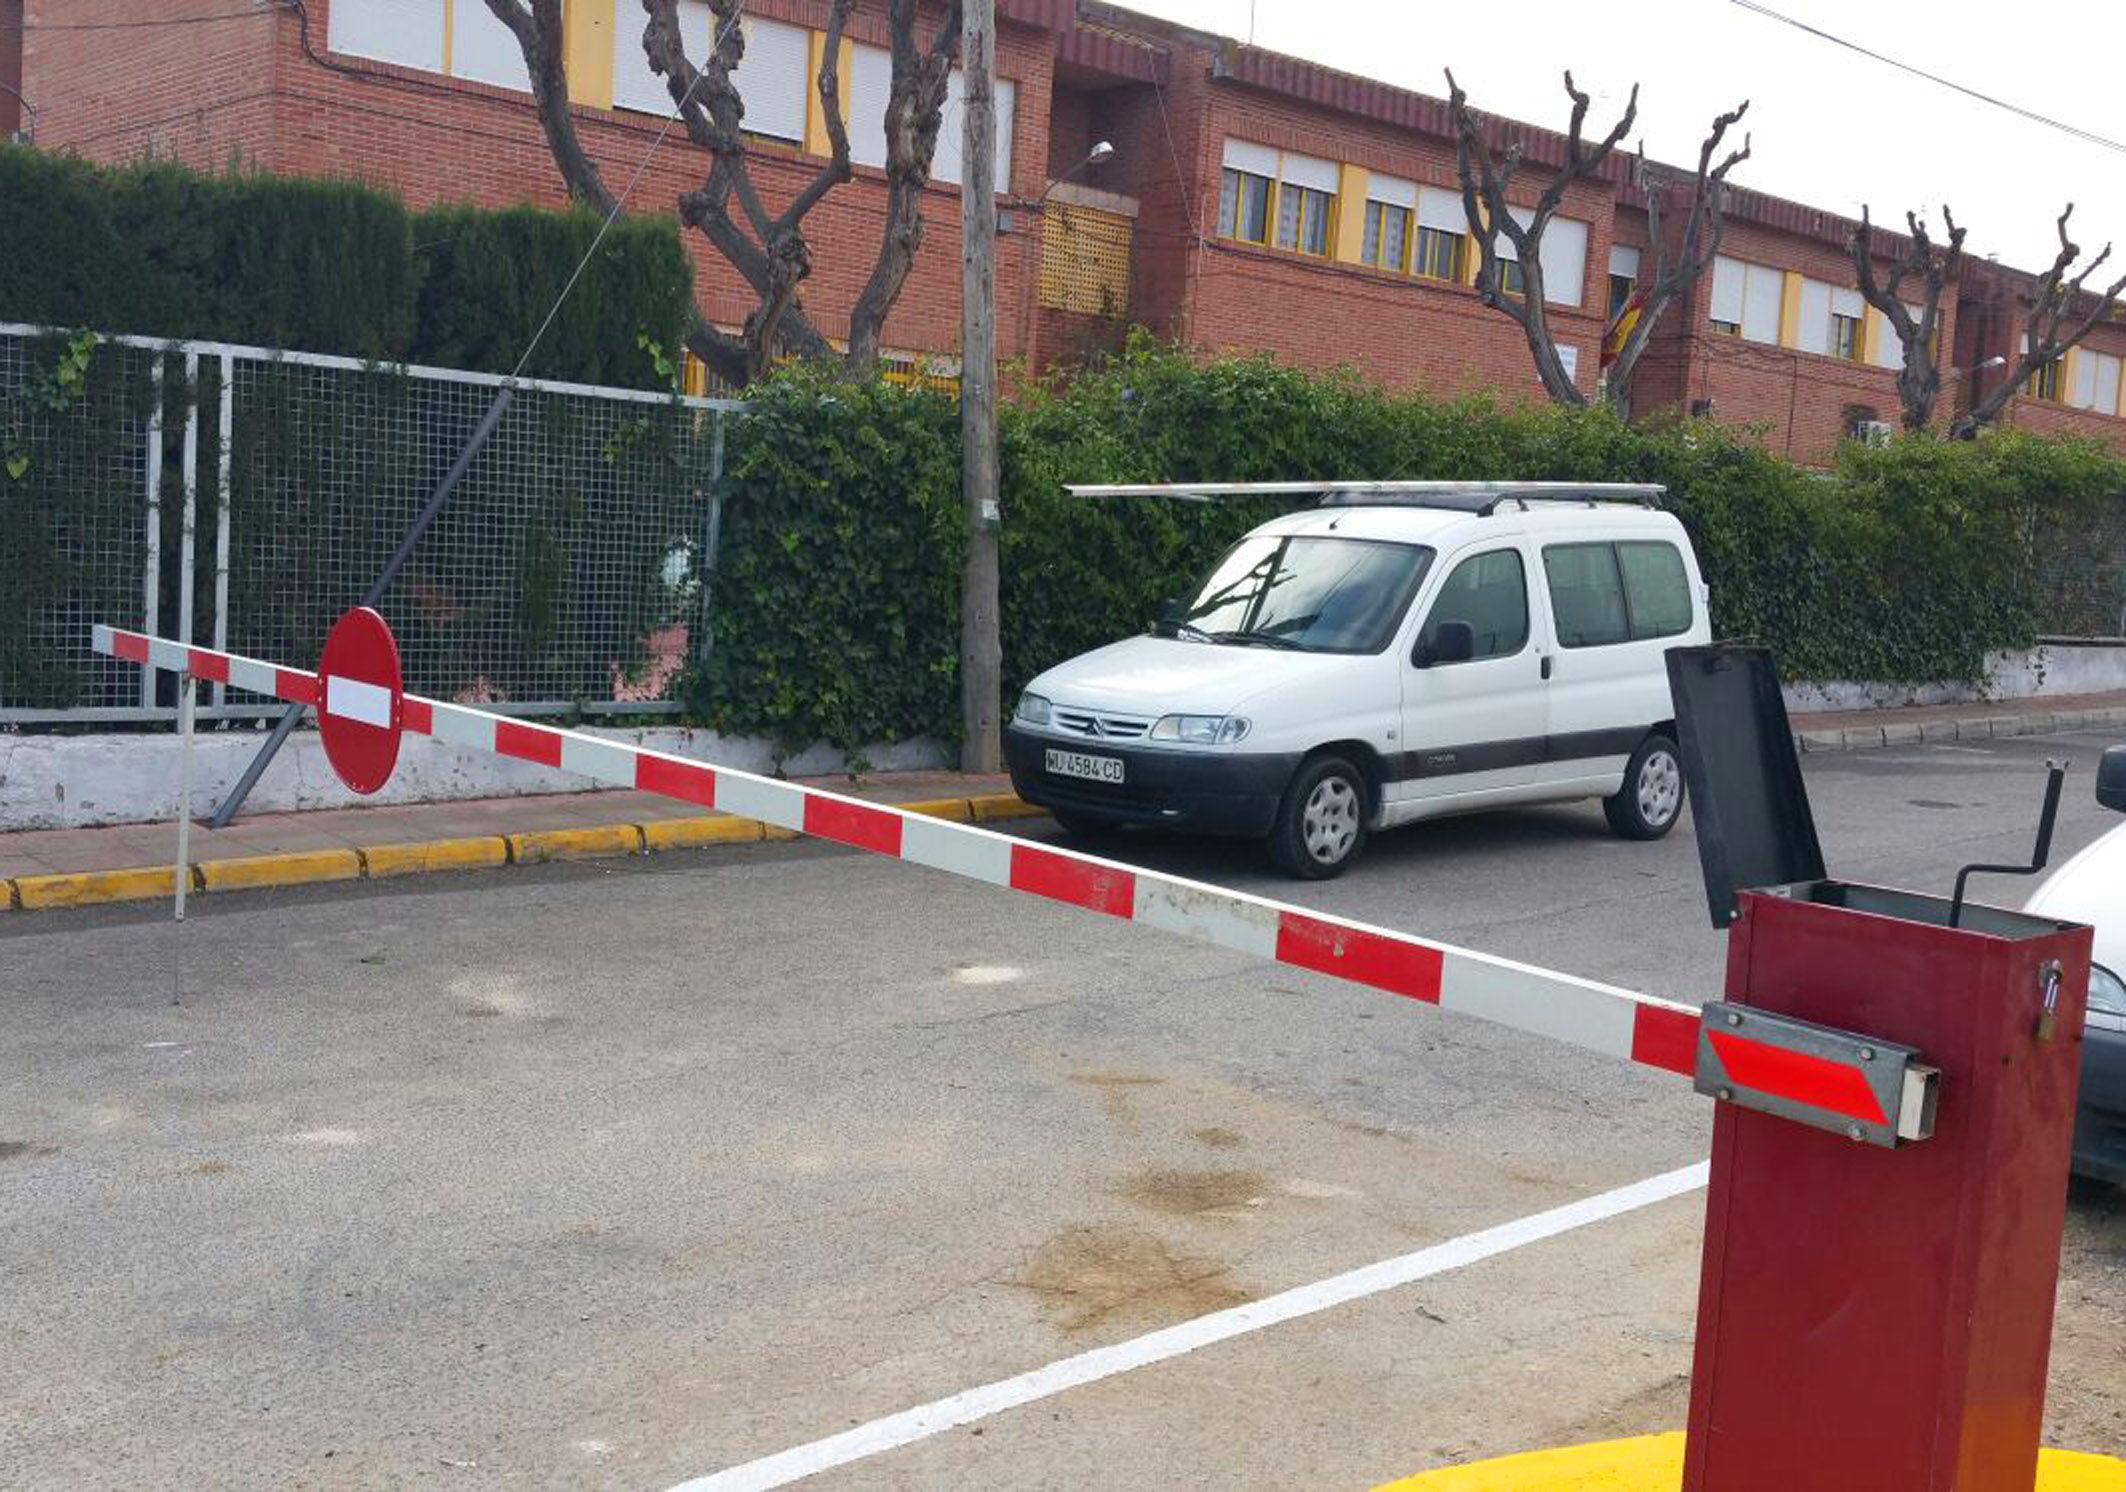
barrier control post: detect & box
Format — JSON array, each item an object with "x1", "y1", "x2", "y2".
[{"x1": 1670, "y1": 646, "x2": 2092, "y2": 1492}]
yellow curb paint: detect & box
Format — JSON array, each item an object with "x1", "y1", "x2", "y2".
[
  {"x1": 640, "y1": 816, "x2": 765, "y2": 851},
  {"x1": 762, "y1": 824, "x2": 801, "y2": 842},
  {"x1": 967, "y1": 793, "x2": 1042, "y2": 823},
  {"x1": 1372, "y1": 1434, "x2": 2125, "y2": 1491},
  {"x1": 506, "y1": 824, "x2": 645, "y2": 865},
  {"x1": 363, "y1": 835, "x2": 511, "y2": 878},
  {"x1": 198, "y1": 849, "x2": 364, "y2": 892},
  {"x1": 1, "y1": 878, "x2": 17, "y2": 910},
  {"x1": 903, "y1": 796, "x2": 974, "y2": 823},
  {"x1": 14, "y1": 864, "x2": 190, "y2": 909}
]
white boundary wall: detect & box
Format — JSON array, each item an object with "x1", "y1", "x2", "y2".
[
  {"x1": 0, "y1": 729, "x2": 946, "y2": 832},
  {"x1": 1782, "y1": 640, "x2": 2126, "y2": 712}
]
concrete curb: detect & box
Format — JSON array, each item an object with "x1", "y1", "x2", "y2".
[
  {"x1": 1793, "y1": 703, "x2": 2126, "y2": 754},
  {"x1": 0, "y1": 793, "x2": 1047, "y2": 913}
]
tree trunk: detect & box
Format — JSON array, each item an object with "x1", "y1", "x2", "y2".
[{"x1": 957, "y1": 0, "x2": 1002, "y2": 774}]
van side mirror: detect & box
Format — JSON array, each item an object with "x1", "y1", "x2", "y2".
[
  {"x1": 2099, "y1": 745, "x2": 2126, "y2": 812},
  {"x1": 1154, "y1": 598, "x2": 1182, "y2": 636},
  {"x1": 1416, "y1": 619, "x2": 1475, "y2": 667}
]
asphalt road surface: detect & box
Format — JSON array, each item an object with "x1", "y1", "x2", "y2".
[{"x1": 3, "y1": 728, "x2": 2122, "y2": 1489}]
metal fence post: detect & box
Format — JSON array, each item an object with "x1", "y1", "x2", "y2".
[
  {"x1": 178, "y1": 352, "x2": 198, "y2": 654},
  {"x1": 140, "y1": 356, "x2": 164, "y2": 710},
  {"x1": 213, "y1": 352, "x2": 234, "y2": 708},
  {"x1": 697, "y1": 408, "x2": 727, "y2": 664}
]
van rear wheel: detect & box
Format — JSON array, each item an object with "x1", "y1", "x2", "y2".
[
  {"x1": 1269, "y1": 755, "x2": 1370, "y2": 879},
  {"x1": 1605, "y1": 733, "x2": 1685, "y2": 840}
]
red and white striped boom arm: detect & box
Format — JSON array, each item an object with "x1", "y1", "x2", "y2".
[{"x1": 96, "y1": 625, "x2": 1704, "y2": 1081}]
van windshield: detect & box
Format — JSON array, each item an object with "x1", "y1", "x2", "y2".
[{"x1": 1173, "y1": 536, "x2": 1434, "y2": 654}]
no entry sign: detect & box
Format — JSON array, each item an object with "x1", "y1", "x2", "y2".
[{"x1": 315, "y1": 607, "x2": 404, "y2": 794}]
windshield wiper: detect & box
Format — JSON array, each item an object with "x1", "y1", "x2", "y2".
[{"x1": 1214, "y1": 628, "x2": 1303, "y2": 651}]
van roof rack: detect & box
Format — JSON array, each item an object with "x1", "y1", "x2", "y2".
[{"x1": 1064, "y1": 480, "x2": 1666, "y2": 514}]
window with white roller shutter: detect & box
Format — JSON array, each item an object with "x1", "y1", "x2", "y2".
[
  {"x1": 1829, "y1": 286, "x2": 1865, "y2": 361},
  {"x1": 1796, "y1": 279, "x2": 1831, "y2": 355},
  {"x1": 1413, "y1": 186, "x2": 1466, "y2": 281},
  {"x1": 1273, "y1": 151, "x2": 1337, "y2": 256},
  {"x1": 734, "y1": 17, "x2": 810, "y2": 142},
  {"x1": 613, "y1": 0, "x2": 706, "y2": 114},
  {"x1": 934, "y1": 71, "x2": 1016, "y2": 193},
  {"x1": 329, "y1": 0, "x2": 445, "y2": 73},
  {"x1": 851, "y1": 51, "x2": 1014, "y2": 190},
  {"x1": 1361, "y1": 174, "x2": 1416, "y2": 273},
  {"x1": 1607, "y1": 243, "x2": 1640, "y2": 319},
  {"x1": 1492, "y1": 208, "x2": 1585, "y2": 306},
  {"x1": 450, "y1": 0, "x2": 531, "y2": 91},
  {"x1": 847, "y1": 42, "x2": 892, "y2": 168},
  {"x1": 1869, "y1": 303, "x2": 1919, "y2": 368},
  {"x1": 2071, "y1": 349, "x2": 2123, "y2": 414},
  {"x1": 1708, "y1": 255, "x2": 1781, "y2": 343}
]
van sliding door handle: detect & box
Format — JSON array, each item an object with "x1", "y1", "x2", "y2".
[{"x1": 1540, "y1": 656, "x2": 1553, "y2": 680}]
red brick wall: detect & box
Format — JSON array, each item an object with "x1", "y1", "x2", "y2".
[
  {"x1": 28, "y1": 0, "x2": 281, "y2": 166},
  {"x1": 2, "y1": 0, "x2": 23, "y2": 139},
  {"x1": 28, "y1": 0, "x2": 1052, "y2": 361}
]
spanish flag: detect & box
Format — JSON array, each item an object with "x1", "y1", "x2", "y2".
[{"x1": 1603, "y1": 287, "x2": 1648, "y2": 369}]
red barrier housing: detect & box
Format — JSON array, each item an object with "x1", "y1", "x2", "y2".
[{"x1": 1683, "y1": 884, "x2": 2091, "y2": 1491}]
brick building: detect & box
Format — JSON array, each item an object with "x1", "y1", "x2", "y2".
[{"x1": 15, "y1": 0, "x2": 2126, "y2": 462}]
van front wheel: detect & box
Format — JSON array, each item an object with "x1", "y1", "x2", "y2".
[
  {"x1": 1269, "y1": 755, "x2": 1370, "y2": 879},
  {"x1": 1605, "y1": 733, "x2": 1685, "y2": 840}
]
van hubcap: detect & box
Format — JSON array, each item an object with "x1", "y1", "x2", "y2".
[
  {"x1": 1302, "y1": 777, "x2": 1360, "y2": 863},
  {"x1": 1638, "y1": 748, "x2": 1682, "y2": 826}
]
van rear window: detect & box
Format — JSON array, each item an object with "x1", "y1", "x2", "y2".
[{"x1": 1542, "y1": 540, "x2": 1694, "y2": 648}]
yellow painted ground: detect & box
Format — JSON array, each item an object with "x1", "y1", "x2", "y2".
[{"x1": 1373, "y1": 1433, "x2": 2126, "y2": 1491}]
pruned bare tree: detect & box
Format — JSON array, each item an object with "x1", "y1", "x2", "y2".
[
  {"x1": 484, "y1": 0, "x2": 961, "y2": 387},
  {"x1": 1604, "y1": 103, "x2": 1750, "y2": 415},
  {"x1": 1848, "y1": 207, "x2": 1964, "y2": 431},
  {"x1": 1446, "y1": 70, "x2": 1636, "y2": 406},
  {"x1": 1955, "y1": 204, "x2": 2126, "y2": 437}
]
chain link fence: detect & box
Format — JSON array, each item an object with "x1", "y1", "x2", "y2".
[
  {"x1": 2033, "y1": 492, "x2": 2126, "y2": 638},
  {"x1": 1, "y1": 323, "x2": 744, "y2": 723}
]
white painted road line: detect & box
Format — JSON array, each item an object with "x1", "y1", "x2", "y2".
[{"x1": 669, "y1": 1160, "x2": 1712, "y2": 1492}]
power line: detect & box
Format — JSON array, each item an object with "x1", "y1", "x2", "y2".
[
  {"x1": 1726, "y1": 0, "x2": 2126, "y2": 157},
  {"x1": 3, "y1": 7, "x2": 273, "y2": 30}
]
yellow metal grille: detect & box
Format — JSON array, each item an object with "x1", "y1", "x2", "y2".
[
  {"x1": 880, "y1": 352, "x2": 961, "y2": 397},
  {"x1": 1039, "y1": 204, "x2": 1133, "y2": 316}
]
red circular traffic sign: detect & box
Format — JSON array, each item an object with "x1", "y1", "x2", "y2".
[{"x1": 316, "y1": 606, "x2": 404, "y2": 795}]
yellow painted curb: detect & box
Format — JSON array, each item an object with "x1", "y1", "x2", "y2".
[
  {"x1": 4, "y1": 793, "x2": 1049, "y2": 910},
  {"x1": 1372, "y1": 1434, "x2": 2125, "y2": 1491},
  {"x1": 641, "y1": 816, "x2": 764, "y2": 851},
  {"x1": 903, "y1": 796, "x2": 973, "y2": 823},
  {"x1": 364, "y1": 835, "x2": 511, "y2": 878},
  {"x1": 198, "y1": 849, "x2": 364, "y2": 892},
  {"x1": 968, "y1": 793, "x2": 1043, "y2": 823},
  {"x1": 14, "y1": 864, "x2": 191, "y2": 909},
  {"x1": 506, "y1": 824, "x2": 645, "y2": 864}
]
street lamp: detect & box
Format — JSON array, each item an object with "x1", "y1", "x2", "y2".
[
  {"x1": 1017, "y1": 141, "x2": 1117, "y2": 372},
  {"x1": 0, "y1": 82, "x2": 35, "y2": 145}
]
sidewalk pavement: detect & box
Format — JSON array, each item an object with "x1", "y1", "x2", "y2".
[{"x1": 4, "y1": 692, "x2": 2121, "y2": 910}]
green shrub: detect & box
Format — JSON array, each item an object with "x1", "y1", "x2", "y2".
[
  {"x1": 0, "y1": 145, "x2": 418, "y2": 357},
  {"x1": 409, "y1": 204, "x2": 693, "y2": 390},
  {"x1": 686, "y1": 337, "x2": 2123, "y2": 754},
  {"x1": 0, "y1": 145, "x2": 693, "y2": 383}
]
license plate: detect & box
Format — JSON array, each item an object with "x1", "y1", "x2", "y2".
[{"x1": 1045, "y1": 747, "x2": 1125, "y2": 784}]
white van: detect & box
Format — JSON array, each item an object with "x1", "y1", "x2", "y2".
[{"x1": 1003, "y1": 482, "x2": 1711, "y2": 878}]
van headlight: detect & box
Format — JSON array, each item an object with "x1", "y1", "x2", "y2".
[
  {"x1": 1014, "y1": 692, "x2": 1052, "y2": 727},
  {"x1": 2090, "y1": 964, "x2": 2126, "y2": 1019},
  {"x1": 1150, "y1": 713, "x2": 1251, "y2": 745}
]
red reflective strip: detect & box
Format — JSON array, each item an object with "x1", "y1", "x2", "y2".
[
  {"x1": 275, "y1": 669, "x2": 318, "y2": 706},
  {"x1": 111, "y1": 631, "x2": 149, "y2": 664},
  {"x1": 494, "y1": 719, "x2": 563, "y2": 768},
  {"x1": 1631, "y1": 1004, "x2": 1701, "y2": 1077},
  {"x1": 1707, "y1": 1030, "x2": 1887, "y2": 1125},
  {"x1": 635, "y1": 754, "x2": 716, "y2": 808},
  {"x1": 401, "y1": 697, "x2": 432, "y2": 734},
  {"x1": 186, "y1": 648, "x2": 229, "y2": 683},
  {"x1": 1009, "y1": 843, "x2": 1136, "y2": 917},
  {"x1": 804, "y1": 796, "x2": 904, "y2": 856},
  {"x1": 1275, "y1": 912, "x2": 1444, "y2": 1002}
]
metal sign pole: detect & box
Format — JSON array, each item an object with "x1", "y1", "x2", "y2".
[{"x1": 170, "y1": 669, "x2": 196, "y2": 1007}]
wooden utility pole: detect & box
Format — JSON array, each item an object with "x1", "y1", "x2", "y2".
[{"x1": 958, "y1": 0, "x2": 1002, "y2": 772}]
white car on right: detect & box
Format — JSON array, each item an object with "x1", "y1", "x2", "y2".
[{"x1": 2024, "y1": 744, "x2": 2126, "y2": 1189}]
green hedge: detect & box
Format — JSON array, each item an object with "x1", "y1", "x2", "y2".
[
  {"x1": 689, "y1": 337, "x2": 2125, "y2": 756},
  {"x1": 0, "y1": 145, "x2": 692, "y2": 388}
]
